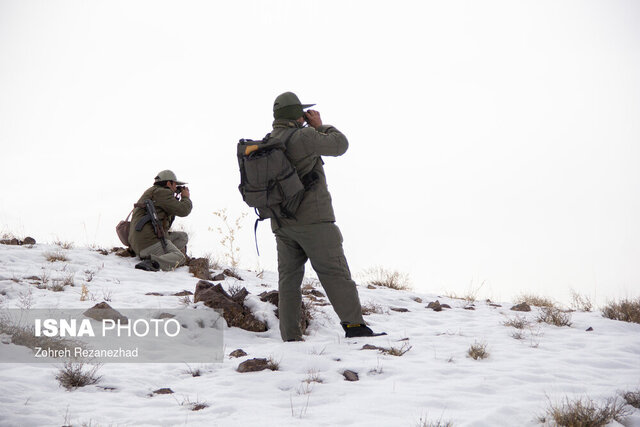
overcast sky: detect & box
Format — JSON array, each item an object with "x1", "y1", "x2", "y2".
[{"x1": 1, "y1": 0, "x2": 639, "y2": 304}]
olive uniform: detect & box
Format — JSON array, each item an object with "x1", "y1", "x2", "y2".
[
  {"x1": 270, "y1": 93, "x2": 366, "y2": 341},
  {"x1": 129, "y1": 172, "x2": 193, "y2": 271}
]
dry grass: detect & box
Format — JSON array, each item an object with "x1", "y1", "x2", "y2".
[
  {"x1": 54, "y1": 239, "x2": 74, "y2": 250},
  {"x1": 181, "y1": 396, "x2": 209, "y2": 411},
  {"x1": 382, "y1": 342, "x2": 412, "y2": 357},
  {"x1": 517, "y1": 293, "x2": 556, "y2": 308},
  {"x1": 537, "y1": 307, "x2": 572, "y2": 327},
  {"x1": 266, "y1": 356, "x2": 280, "y2": 371},
  {"x1": 363, "y1": 266, "x2": 411, "y2": 290},
  {"x1": 502, "y1": 315, "x2": 530, "y2": 329},
  {"x1": 444, "y1": 281, "x2": 485, "y2": 304},
  {"x1": 539, "y1": 396, "x2": 630, "y2": 426},
  {"x1": 601, "y1": 297, "x2": 640, "y2": 324},
  {"x1": 623, "y1": 390, "x2": 640, "y2": 408},
  {"x1": 467, "y1": 342, "x2": 489, "y2": 360},
  {"x1": 44, "y1": 251, "x2": 69, "y2": 262},
  {"x1": 361, "y1": 301, "x2": 387, "y2": 315},
  {"x1": 416, "y1": 415, "x2": 454, "y2": 427},
  {"x1": 570, "y1": 290, "x2": 593, "y2": 312},
  {"x1": 56, "y1": 362, "x2": 102, "y2": 390},
  {"x1": 303, "y1": 369, "x2": 324, "y2": 384}
]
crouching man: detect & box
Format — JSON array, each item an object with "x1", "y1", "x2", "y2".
[{"x1": 129, "y1": 170, "x2": 193, "y2": 271}]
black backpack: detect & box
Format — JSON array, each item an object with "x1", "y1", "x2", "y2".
[{"x1": 237, "y1": 129, "x2": 306, "y2": 226}]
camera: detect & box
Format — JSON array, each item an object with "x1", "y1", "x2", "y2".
[{"x1": 176, "y1": 185, "x2": 186, "y2": 193}]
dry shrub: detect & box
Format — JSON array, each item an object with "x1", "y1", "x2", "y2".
[
  {"x1": 570, "y1": 290, "x2": 593, "y2": 312},
  {"x1": 56, "y1": 362, "x2": 102, "y2": 390},
  {"x1": 517, "y1": 294, "x2": 555, "y2": 308},
  {"x1": 361, "y1": 301, "x2": 386, "y2": 315},
  {"x1": 382, "y1": 343, "x2": 412, "y2": 357},
  {"x1": 623, "y1": 390, "x2": 640, "y2": 408},
  {"x1": 44, "y1": 251, "x2": 68, "y2": 262},
  {"x1": 363, "y1": 267, "x2": 411, "y2": 290},
  {"x1": 502, "y1": 315, "x2": 530, "y2": 329},
  {"x1": 181, "y1": 397, "x2": 208, "y2": 411},
  {"x1": 54, "y1": 240, "x2": 74, "y2": 250},
  {"x1": 303, "y1": 369, "x2": 324, "y2": 384},
  {"x1": 417, "y1": 415, "x2": 453, "y2": 427},
  {"x1": 0, "y1": 315, "x2": 81, "y2": 353},
  {"x1": 537, "y1": 307, "x2": 572, "y2": 327},
  {"x1": 601, "y1": 297, "x2": 640, "y2": 324},
  {"x1": 467, "y1": 342, "x2": 489, "y2": 360},
  {"x1": 266, "y1": 356, "x2": 280, "y2": 371},
  {"x1": 539, "y1": 396, "x2": 630, "y2": 426}
]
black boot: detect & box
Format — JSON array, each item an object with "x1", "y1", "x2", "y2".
[
  {"x1": 135, "y1": 259, "x2": 160, "y2": 272},
  {"x1": 342, "y1": 323, "x2": 386, "y2": 338}
]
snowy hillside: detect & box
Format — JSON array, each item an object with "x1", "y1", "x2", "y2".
[{"x1": 0, "y1": 241, "x2": 639, "y2": 427}]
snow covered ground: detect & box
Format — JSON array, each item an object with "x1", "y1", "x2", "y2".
[{"x1": 0, "y1": 241, "x2": 639, "y2": 426}]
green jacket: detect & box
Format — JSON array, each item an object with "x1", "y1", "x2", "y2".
[
  {"x1": 128, "y1": 185, "x2": 193, "y2": 254},
  {"x1": 270, "y1": 119, "x2": 348, "y2": 230}
]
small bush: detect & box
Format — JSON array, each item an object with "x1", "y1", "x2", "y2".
[
  {"x1": 537, "y1": 307, "x2": 572, "y2": 327},
  {"x1": 540, "y1": 396, "x2": 630, "y2": 426},
  {"x1": 361, "y1": 301, "x2": 386, "y2": 315},
  {"x1": 56, "y1": 363, "x2": 102, "y2": 390},
  {"x1": 382, "y1": 343, "x2": 412, "y2": 357},
  {"x1": 303, "y1": 369, "x2": 324, "y2": 384},
  {"x1": 517, "y1": 294, "x2": 555, "y2": 308},
  {"x1": 503, "y1": 315, "x2": 530, "y2": 329},
  {"x1": 511, "y1": 331, "x2": 525, "y2": 340},
  {"x1": 44, "y1": 251, "x2": 68, "y2": 262},
  {"x1": 623, "y1": 390, "x2": 640, "y2": 408},
  {"x1": 54, "y1": 240, "x2": 74, "y2": 250},
  {"x1": 570, "y1": 290, "x2": 593, "y2": 312},
  {"x1": 363, "y1": 267, "x2": 411, "y2": 290},
  {"x1": 181, "y1": 397, "x2": 208, "y2": 411},
  {"x1": 601, "y1": 298, "x2": 640, "y2": 324},
  {"x1": 467, "y1": 342, "x2": 489, "y2": 360},
  {"x1": 266, "y1": 356, "x2": 280, "y2": 371}
]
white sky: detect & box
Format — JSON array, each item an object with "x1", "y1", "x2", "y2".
[{"x1": 1, "y1": 0, "x2": 639, "y2": 304}]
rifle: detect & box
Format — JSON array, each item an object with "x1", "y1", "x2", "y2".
[{"x1": 134, "y1": 199, "x2": 168, "y2": 252}]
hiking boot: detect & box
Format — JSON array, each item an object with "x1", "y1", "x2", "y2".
[
  {"x1": 135, "y1": 259, "x2": 160, "y2": 272},
  {"x1": 342, "y1": 323, "x2": 386, "y2": 338}
]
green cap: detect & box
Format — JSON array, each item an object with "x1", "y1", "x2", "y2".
[
  {"x1": 273, "y1": 92, "x2": 315, "y2": 120},
  {"x1": 154, "y1": 170, "x2": 187, "y2": 185}
]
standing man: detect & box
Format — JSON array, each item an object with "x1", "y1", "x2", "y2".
[
  {"x1": 129, "y1": 170, "x2": 192, "y2": 272},
  {"x1": 269, "y1": 92, "x2": 382, "y2": 340}
]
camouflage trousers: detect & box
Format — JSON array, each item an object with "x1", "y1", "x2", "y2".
[
  {"x1": 274, "y1": 222, "x2": 365, "y2": 341},
  {"x1": 139, "y1": 231, "x2": 188, "y2": 271}
]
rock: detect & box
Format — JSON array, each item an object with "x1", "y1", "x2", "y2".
[
  {"x1": 586, "y1": 327, "x2": 594, "y2": 332},
  {"x1": 145, "y1": 292, "x2": 164, "y2": 296},
  {"x1": 413, "y1": 297, "x2": 423, "y2": 303},
  {"x1": 427, "y1": 300, "x2": 443, "y2": 312},
  {"x1": 153, "y1": 388, "x2": 174, "y2": 395},
  {"x1": 22, "y1": 237, "x2": 36, "y2": 245},
  {"x1": 259, "y1": 290, "x2": 310, "y2": 334},
  {"x1": 464, "y1": 305, "x2": 476, "y2": 310},
  {"x1": 83, "y1": 302, "x2": 128, "y2": 324},
  {"x1": 259, "y1": 290, "x2": 279, "y2": 306},
  {"x1": 237, "y1": 358, "x2": 274, "y2": 373},
  {"x1": 156, "y1": 313, "x2": 175, "y2": 319},
  {"x1": 302, "y1": 289, "x2": 325, "y2": 298},
  {"x1": 114, "y1": 248, "x2": 135, "y2": 257},
  {"x1": 223, "y1": 269, "x2": 243, "y2": 281},
  {"x1": 361, "y1": 344, "x2": 384, "y2": 351},
  {"x1": 342, "y1": 370, "x2": 359, "y2": 382},
  {"x1": 194, "y1": 280, "x2": 267, "y2": 332},
  {"x1": 390, "y1": 307, "x2": 409, "y2": 313},
  {"x1": 211, "y1": 273, "x2": 226, "y2": 281},
  {"x1": 188, "y1": 258, "x2": 212, "y2": 280},
  {"x1": 229, "y1": 349, "x2": 248, "y2": 358},
  {"x1": 367, "y1": 285, "x2": 376, "y2": 289},
  {"x1": 173, "y1": 290, "x2": 193, "y2": 296},
  {"x1": 489, "y1": 303, "x2": 502, "y2": 308},
  {"x1": 510, "y1": 302, "x2": 531, "y2": 312},
  {"x1": 441, "y1": 304, "x2": 452, "y2": 309}
]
